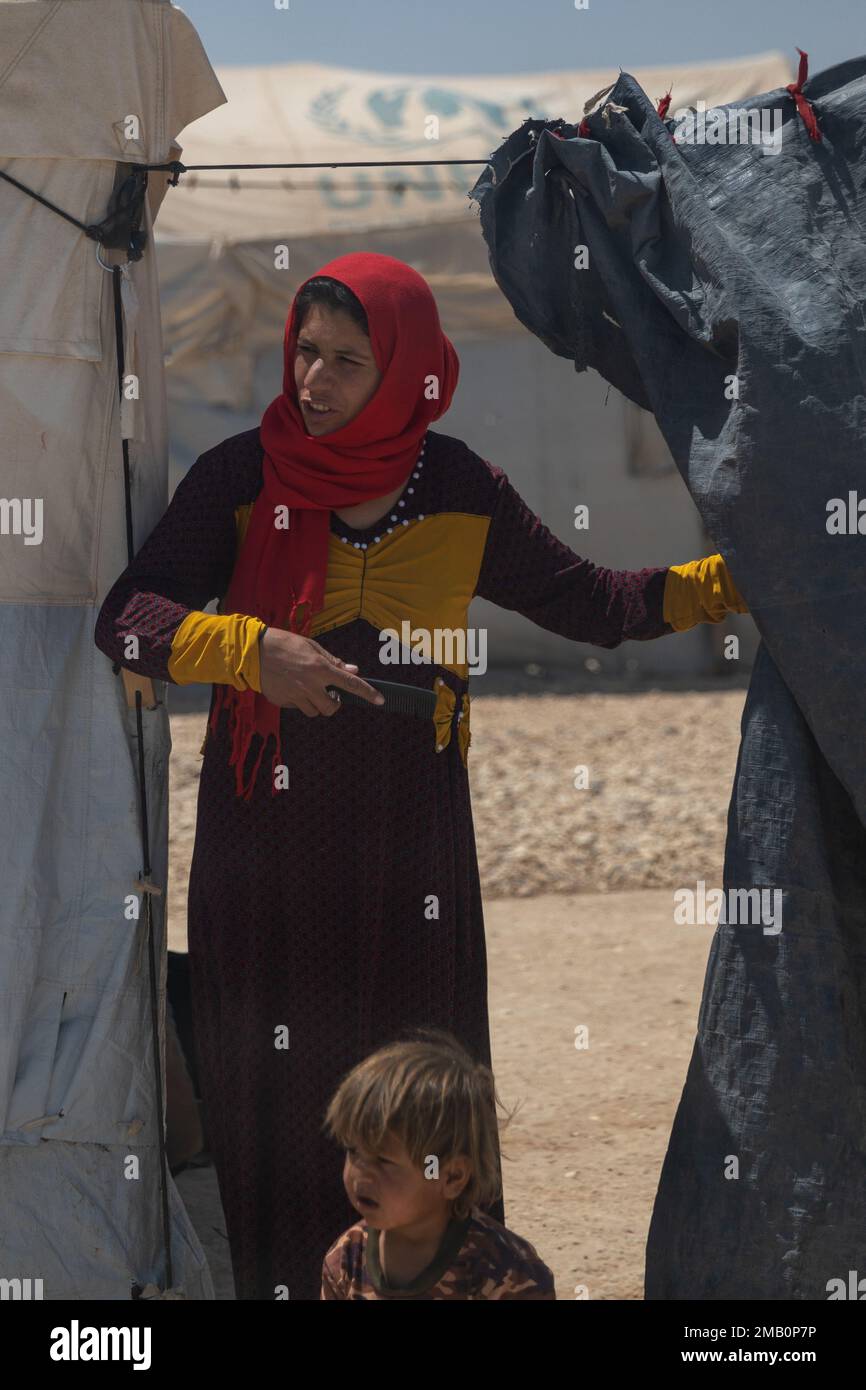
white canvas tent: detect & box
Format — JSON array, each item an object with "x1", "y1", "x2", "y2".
[
  {"x1": 0, "y1": 0, "x2": 226, "y2": 1297},
  {"x1": 155, "y1": 50, "x2": 789, "y2": 675}
]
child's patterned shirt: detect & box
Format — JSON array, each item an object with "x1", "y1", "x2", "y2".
[{"x1": 321, "y1": 1207, "x2": 556, "y2": 1300}]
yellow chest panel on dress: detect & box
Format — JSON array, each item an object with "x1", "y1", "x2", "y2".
[{"x1": 233, "y1": 504, "x2": 491, "y2": 680}]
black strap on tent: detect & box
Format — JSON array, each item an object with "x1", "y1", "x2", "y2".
[
  {"x1": 106, "y1": 258, "x2": 175, "y2": 1291},
  {"x1": 0, "y1": 163, "x2": 150, "y2": 259},
  {"x1": 136, "y1": 157, "x2": 489, "y2": 175},
  {"x1": 0, "y1": 156, "x2": 493, "y2": 244}
]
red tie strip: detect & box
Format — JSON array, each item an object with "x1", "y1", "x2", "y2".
[
  {"x1": 786, "y1": 47, "x2": 822, "y2": 142},
  {"x1": 579, "y1": 45, "x2": 822, "y2": 145}
]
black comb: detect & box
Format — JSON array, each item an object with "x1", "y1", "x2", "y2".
[{"x1": 324, "y1": 677, "x2": 438, "y2": 719}]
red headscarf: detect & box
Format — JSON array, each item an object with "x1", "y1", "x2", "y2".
[{"x1": 209, "y1": 252, "x2": 460, "y2": 800}]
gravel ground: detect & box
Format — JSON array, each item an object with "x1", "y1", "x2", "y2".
[
  {"x1": 467, "y1": 683, "x2": 746, "y2": 897},
  {"x1": 167, "y1": 678, "x2": 748, "y2": 947}
]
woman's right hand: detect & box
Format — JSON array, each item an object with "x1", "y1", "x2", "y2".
[{"x1": 258, "y1": 627, "x2": 385, "y2": 717}]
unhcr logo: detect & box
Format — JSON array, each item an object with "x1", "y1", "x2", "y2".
[
  {"x1": 308, "y1": 82, "x2": 542, "y2": 149},
  {"x1": 672, "y1": 101, "x2": 783, "y2": 152}
]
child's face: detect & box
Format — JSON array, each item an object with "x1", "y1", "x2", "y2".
[{"x1": 343, "y1": 1130, "x2": 469, "y2": 1231}]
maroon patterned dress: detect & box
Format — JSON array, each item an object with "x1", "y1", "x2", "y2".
[{"x1": 95, "y1": 425, "x2": 673, "y2": 1300}]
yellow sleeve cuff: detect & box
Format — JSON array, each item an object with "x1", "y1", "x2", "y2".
[
  {"x1": 167, "y1": 611, "x2": 266, "y2": 691},
  {"x1": 663, "y1": 554, "x2": 749, "y2": 632}
]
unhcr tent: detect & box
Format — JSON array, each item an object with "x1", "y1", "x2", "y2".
[{"x1": 0, "y1": 0, "x2": 225, "y2": 1297}]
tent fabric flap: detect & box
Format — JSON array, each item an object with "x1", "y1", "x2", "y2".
[{"x1": 470, "y1": 56, "x2": 866, "y2": 1298}]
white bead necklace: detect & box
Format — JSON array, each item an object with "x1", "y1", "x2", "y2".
[{"x1": 336, "y1": 436, "x2": 427, "y2": 549}]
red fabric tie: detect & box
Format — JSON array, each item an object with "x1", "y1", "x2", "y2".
[{"x1": 786, "y1": 47, "x2": 822, "y2": 143}]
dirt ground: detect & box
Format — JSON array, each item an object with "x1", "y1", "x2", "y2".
[{"x1": 170, "y1": 681, "x2": 745, "y2": 1299}]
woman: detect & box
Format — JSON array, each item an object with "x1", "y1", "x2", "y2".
[{"x1": 95, "y1": 251, "x2": 747, "y2": 1300}]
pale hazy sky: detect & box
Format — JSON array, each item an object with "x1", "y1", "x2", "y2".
[{"x1": 176, "y1": 0, "x2": 860, "y2": 75}]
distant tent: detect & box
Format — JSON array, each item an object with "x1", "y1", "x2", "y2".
[{"x1": 0, "y1": 0, "x2": 225, "y2": 1297}]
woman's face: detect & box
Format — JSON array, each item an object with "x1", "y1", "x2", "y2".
[{"x1": 294, "y1": 301, "x2": 382, "y2": 435}]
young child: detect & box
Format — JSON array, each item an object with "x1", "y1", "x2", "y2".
[{"x1": 321, "y1": 1030, "x2": 555, "y2": 1300}]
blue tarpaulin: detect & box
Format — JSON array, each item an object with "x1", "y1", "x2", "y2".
[{"x1": 470, "y1": 55, "x2": 866, "y2": 1299}]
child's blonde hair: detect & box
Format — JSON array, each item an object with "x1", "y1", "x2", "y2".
[{"x1": 324, "y1": 1029, "x2": 506, "y2": 1219}]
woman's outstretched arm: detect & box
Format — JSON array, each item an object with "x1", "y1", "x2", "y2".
[{"x1": 473, "y1": 465, "x2": 747, "y2": 647}]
